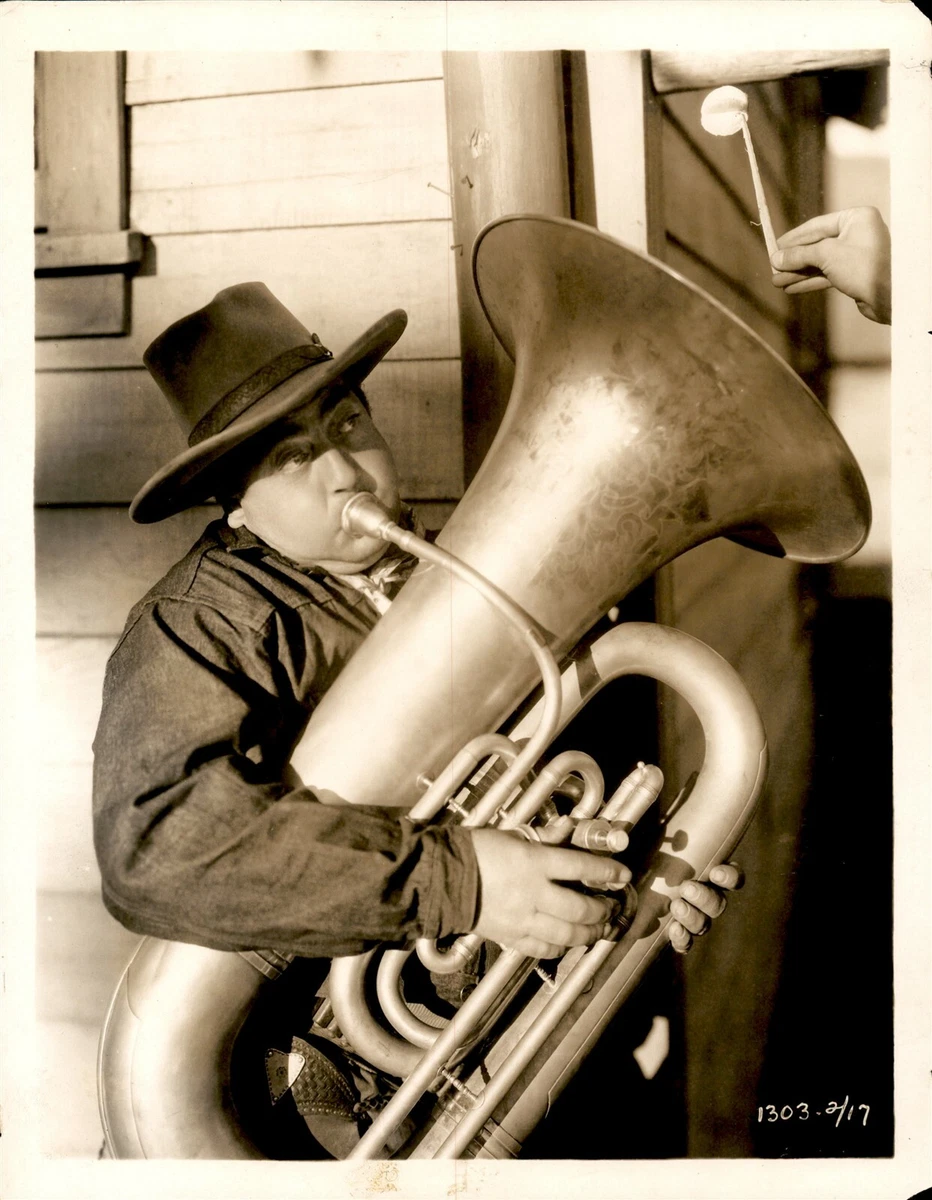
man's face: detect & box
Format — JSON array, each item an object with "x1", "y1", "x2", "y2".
[{"x1": 227, "y1": 386, "x2": 401, "y2": 572}]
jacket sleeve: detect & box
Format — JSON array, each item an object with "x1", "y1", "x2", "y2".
[{"x1": 92, "y1": 596, "x2": 480, "y2": 958}]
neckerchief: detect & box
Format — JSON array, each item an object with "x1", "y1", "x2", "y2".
[{"x1": 331, "y1": 505, "x2": 425, "y2": 615}]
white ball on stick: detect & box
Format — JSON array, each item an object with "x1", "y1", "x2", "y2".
[
  {"x1": 700, "y1": 85, "x2": 778, "y2": 264},
  {"x1": 699, "y1": 85, "x2": 749, "y2": 136}
]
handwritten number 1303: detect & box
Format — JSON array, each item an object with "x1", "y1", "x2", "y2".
[{"x1": 757, "y1": 1098, "x2": 870, "y2": 1127}]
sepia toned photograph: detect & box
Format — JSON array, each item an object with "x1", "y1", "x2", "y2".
[{"x1": 1, "y1": 4, "x2": 929, "y2": 1199}]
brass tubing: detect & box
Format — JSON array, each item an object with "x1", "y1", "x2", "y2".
[
  {"x1": 378, "y1": 753, "x2": 603, "y2": 1051},
  {"x1": 408, "y1": 734, "x2": 518, "y2": 823},
  {"x1": 444, "y1": 623, "x2": 767, "y2": 1156},
  {"x1": 97, "y1": 940, "x2": 267, "y2": 1158},
  {"x1": 500, "y1": 749, "x2": 604, "y2": 829},
  {"x1": 336, "y1": 492, "x2": 568, "y2": 988},
  {"x1": 433, "y1": 936, "x2": 620, "y2": 1158},
  {"x1": 601, "y1": 762, "x2": 664, "y2": 823},
  {"x1": 415, "y1": 933, "x2": 483, "y2": 975},
  {"x1": 376, "y1": 951, "x2": 441, "y2": 1049},
  {"x1": 327, "y1": 951, "x2": 423, "y2": 1079},
  {"x1": 347, "y1": 948, "x2": 529, "y2": 1159}
]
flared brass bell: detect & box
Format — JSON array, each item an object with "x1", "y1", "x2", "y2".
[
  {"x1": 470, "y1": 213, "x2": 869, "y2": 575},
  {"x1": 293, "y1": 215, "x2": 869, "y2": 807}
]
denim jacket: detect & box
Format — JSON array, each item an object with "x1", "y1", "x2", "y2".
[{"x1": 92, "y1": 518, "x2": 479, "y2": 959}]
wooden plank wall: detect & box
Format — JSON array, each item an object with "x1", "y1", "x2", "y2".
[
  {"x1": 654, "y1": 76, "x2": 827, "y2": 1156},
  {"x1": 35, "y1": 51, "x2": 461, "y2": 1155}
]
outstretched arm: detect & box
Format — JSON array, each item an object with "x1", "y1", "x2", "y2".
[{"x1": 770, "y1": 207, "x2": 891, "y2": 325}]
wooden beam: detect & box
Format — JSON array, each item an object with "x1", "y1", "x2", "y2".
[
  {"x1": 35, "y1": 231, "x2": 144, "y2": 272},
  {"x1": 125, "y1": 51, "x2": 443, "y2": 105},
  {"x1": 443, "y1": 51, "x2": 572, "y2": 481},
  {"x1": 651, "y1": 49, "x2": 888, "y2": 96},
  {"x1": 783, "y1": 74, "x2": 829, "y2": 396},
  {"x1": 581, "y1": 51, "x2": 668, "y2": 636}
]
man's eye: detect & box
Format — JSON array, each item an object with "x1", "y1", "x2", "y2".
[
  {"x1": 276, "y1": 447, "x2": 312, "y2": 469},
  {"x1": 335, "y1": 412, "x2": 361, "y2": 438}
]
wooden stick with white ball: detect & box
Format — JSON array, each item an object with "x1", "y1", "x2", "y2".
[{"x1": 700, "y1": 86, "x2": 778, "y2": 268}]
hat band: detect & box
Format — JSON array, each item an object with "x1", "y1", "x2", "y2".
[{"x1": 188, "y1": 340, "x2": 333, "y2": 447}]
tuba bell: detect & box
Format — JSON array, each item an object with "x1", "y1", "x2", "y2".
[{"x1": 97, "y1": 214, "x2": 870, "y2": 1159}]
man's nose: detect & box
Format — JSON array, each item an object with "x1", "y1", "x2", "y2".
[{"x1": 317, "y1": 446, "x2": 363, "y2": 492}]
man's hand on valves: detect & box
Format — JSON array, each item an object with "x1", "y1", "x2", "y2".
[{"x1": 470, "y1": 827, "x2": 742, "y2": 959}]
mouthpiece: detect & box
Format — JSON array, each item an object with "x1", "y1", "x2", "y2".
[{"x1": 341, "y1": 492, "x2": 396, "y2": 540}]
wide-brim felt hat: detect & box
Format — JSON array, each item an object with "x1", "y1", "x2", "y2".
[{"x1": 130, "y1": 282, "x2": 407, "y2": 523}]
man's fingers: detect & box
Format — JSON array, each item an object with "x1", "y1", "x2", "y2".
[
  {"x1": 776, "y1": 210, "x2": 845, "y2": 248},
  {"x1": 679, "y1": 881, "x2": 726, "y2": 920},
  {"x1": 511, "y1": 911, "x2": 616, "y2": 960},
  {"x1": 531, "y1": 913, "x2": 612, "y2": 952},
  {"x1": 771, "y1": 267, "x2": 825, "y2": 289},
  {"x1": 669, "y1": 920, "x2": 692, "y2": 955},
  {"x1": 542, "y1": 884, "x2": 615, "y2": 928},
  {"x1": 513, "y1": 936, "x2": 565, "y2": 961},
  {"x1": 670, "y1": 897, "x2": 710, "y2": 936},
  {"x1": 543, "y1": 845, "x2": 631, "y2": 890},
  {"x1": 709, "y1": 862, "x2": 745, "y2": 891},
  {"x1": 784, "y1": 276, "x2": 834, "y2": 296}
]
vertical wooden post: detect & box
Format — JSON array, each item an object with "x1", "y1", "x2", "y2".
[
  {"x1": 583, "y1": 51, "x2": 666, "y2": 257},
  {"x1": 443, "y1": 52, "x2": 572, "y2": 481}
]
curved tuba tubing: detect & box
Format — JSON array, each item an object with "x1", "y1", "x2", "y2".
[
  {"x1": 338, "y1": 616, "x2": 768, "y2": 1159},
  {"x1": 98, "y1": 214, "x2": 870, "y2": 1159}
]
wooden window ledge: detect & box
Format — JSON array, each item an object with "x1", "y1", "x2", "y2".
[{"x1": 35, "y1": 230, "x2": 145, "y2": 274}]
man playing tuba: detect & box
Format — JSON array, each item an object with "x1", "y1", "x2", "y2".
[{"x1": 92, "y1": 283, "x2": 739, "y2": 1155}]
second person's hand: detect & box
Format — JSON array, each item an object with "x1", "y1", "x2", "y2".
[{"x1": 770, "y1": 206, "x2": 891, "y2": 324}]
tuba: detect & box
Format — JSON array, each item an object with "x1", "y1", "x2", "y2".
[{"x1": 98, "y1": 214, "x2": 870, "y2": 1159}]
